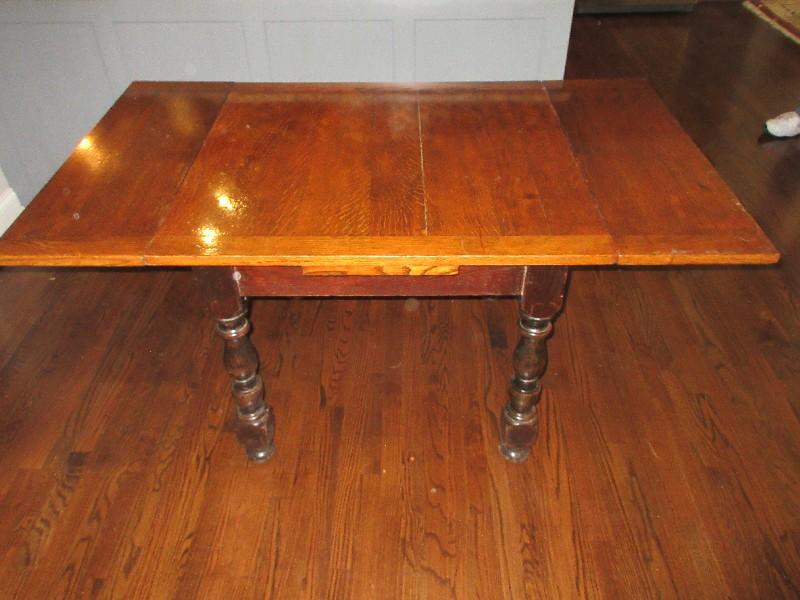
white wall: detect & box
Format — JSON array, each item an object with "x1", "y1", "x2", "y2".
[{"x1": 0, "y1": 0, "x2": 575, "y2": 205}]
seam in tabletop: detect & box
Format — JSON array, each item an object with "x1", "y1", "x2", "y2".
[{"x1": 416, "y1": 91, "x2": 429, "y2": 236}]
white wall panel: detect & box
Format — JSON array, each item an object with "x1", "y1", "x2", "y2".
[
  {"x1": 266, "y1": 21, "x2": 394, "y2": 82},
  {"x1": 115, "y1": 21, "x2": 251, "y2": 81},
  {"x1": 414, "y1": 19, "x2": 545, "y2": 82}
]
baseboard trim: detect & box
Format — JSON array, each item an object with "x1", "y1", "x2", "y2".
[{"x1": 574, "y1": 1, "x2": 696, "y2": 13}]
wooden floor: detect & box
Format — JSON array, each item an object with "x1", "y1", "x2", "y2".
[{"x1": 0, "y1": 4, "x2": 798, "y2": 598}]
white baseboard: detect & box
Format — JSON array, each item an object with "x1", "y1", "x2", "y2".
[{"x1": 0, "y1": 188, "x2": 24, "y2": 235}]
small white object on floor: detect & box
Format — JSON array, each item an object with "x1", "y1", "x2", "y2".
[{"x1": 765, "y1": 110, "x2": 800, "y2": 138}]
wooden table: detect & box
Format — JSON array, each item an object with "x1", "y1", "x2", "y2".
[{"x1": 0, "y1": 80, "x2": 778, "y2": 463}]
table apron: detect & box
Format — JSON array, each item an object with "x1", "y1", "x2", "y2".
[{"x1": 235, "y1": 265, "x2": 526, "y2": 298}]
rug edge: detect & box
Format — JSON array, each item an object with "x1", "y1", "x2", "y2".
[{"x1": 743, "y1": 0, "x2": 800, "y2": 44}]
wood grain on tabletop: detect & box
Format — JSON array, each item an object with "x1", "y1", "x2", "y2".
[
  {"x1": 0, "y1": 82, "x2": 231, "y2": 265},
  {"x1": 0, "y1": 80, "x2": 779, "y2": 268},
  {"x1": 156, "y1": 85, "x2": 425, "y2": 240},
  {"x1": 547, "y1": 79, "x2": 778, "y2": 264},
  {"x1": 416, "y1": 85, "x2": 607, "y2": 237}
]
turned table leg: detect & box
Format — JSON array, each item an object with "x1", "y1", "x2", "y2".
[
  {"x1": 499, "y1": 267, "x2": 568, "y2": 462},
  {"x1": 194, "y1": 268, "x2": 275, "y2": 462}
]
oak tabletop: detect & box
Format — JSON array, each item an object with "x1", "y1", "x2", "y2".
[{"x1": 0, "y1": 80, "x2": 779, "y2": 269}]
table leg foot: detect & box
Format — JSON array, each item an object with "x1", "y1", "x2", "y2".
[
  {"x1": 499, "y1": 314, "x2": 550, "y2": 462},
  {"x1": 234, "y1": 380, "x2": 275, "y2": 463},
  {"x1": 216, "y1": 305, "x2": 275, "y2": 462}
]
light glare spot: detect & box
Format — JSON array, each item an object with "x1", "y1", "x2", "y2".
[
  {"x1": 198, "y1": 226, "x2": 219, "y2": 246},
  {"x1": 216, "y1": 193, "x2": 236, "y2": 212}
]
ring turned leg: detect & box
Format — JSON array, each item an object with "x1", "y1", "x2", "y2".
[
  {"x1": 194, "y1": 267, "x2": 275, "y2": 462},
  {"x1": 500, "y1": 314, "x2": 552, "y2": 462},
  {"x1": 216, "y1": 306, "x2": 275, "y2": 462},
  {"x1": 499, "y1": 266, "x2": 568, "y2": 462}
]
